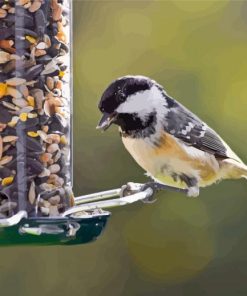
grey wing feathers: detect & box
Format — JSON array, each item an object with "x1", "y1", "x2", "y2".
[{"x1": 163, "y1": 95, "x2": 229, "y2": 159}]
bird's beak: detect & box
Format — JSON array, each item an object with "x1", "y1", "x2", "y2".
[{"x1": 96, "y1": 112, "x2": 118, "y2": 131}]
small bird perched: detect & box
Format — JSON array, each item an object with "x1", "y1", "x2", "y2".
[{"x1": 97, "y1": 75, "x2": 247, "y2": 197}]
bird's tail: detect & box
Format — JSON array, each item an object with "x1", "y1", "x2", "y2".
[
  {"x1": 238, "y1": 163, "x2": 247, "y2": 180},
  {"x1": 242, "y1": 172, "x2": 247, "y2": 180},
  {"x1": 221, "y1": 159, "x2": 247, "y2": 180}
]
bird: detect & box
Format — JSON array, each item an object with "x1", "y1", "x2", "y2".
[{"x1": 97, "y1": 75, "x2": 247, "y2": 197}]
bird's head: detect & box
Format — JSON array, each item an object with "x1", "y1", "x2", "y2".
[{"x1": 97, "y1": 75, "x2": 166, "y2": 137}]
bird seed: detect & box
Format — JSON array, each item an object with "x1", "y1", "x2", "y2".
[{"x1": 0, "y1": 0, "x2": 72, "y2": 218}]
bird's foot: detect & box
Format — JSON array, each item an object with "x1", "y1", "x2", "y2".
[
  {"x1": 120, "y1": 182, "x2": 145, "y2": 197},
  {"x1": 120, "y1": 182, "x2": 198, "y2": 204},
  {"x1": 140, "y1": 182, "x2": 158, "y2": 203},
  {"x1": 140, "y1": 182, "x2": 189, "y2": 203}
]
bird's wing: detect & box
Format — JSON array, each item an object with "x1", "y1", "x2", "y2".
[{"x1": 163, "y1": 95, "x2": 237, "y2": 160}]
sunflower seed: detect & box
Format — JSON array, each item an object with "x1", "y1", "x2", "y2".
[
  {"x1": 24, "y1": 2, "x2": 31, "y2": 9},
  {"x1": 46, "y1": 133, "x2": 60, "y2": 144},
  {"x1": 44, "y1": 34, "x2": 51, "y2": 48},
  {"x1": 28, "y1": 181, "x2": 36, "y2": 205},
  {"x1": 31, "y1": 88, "x2": 44, "y2": 110},
  {"x1": 12, "y1": 98, "x2": 28, "y2": 108},
  {"x1": 27, "y1": 157, "x2": 44, "y2": 175},
  {"x1": 17, "y1": 0, "x2": 29, "y2": 5},
  {"x1": 19, "y1": 85, "x2": 29, "y2": 97},
  {"x1": 44, "y1": 100, "x2": 54, "y2": 116},
  {"x1": 53, "y1": 3, "x2": 62, "y2": 21},
  {"x1": 41, "y1": 64, "x2": 59, "y2": 76},
  {"x1": 35, "y1": 9, "x2": 46, "y2": 36},
  {"x1": 36, "y1": 54, "x2": 53, "y2": 64},
  {"x1": 3, "y1": 144, "x2": 11, "y2": 152},
  {"x1": 55, "y1": 177, "x2": 64, "y2": 187},
  {"x1": 24, "y1": 64, "x2": 43, "y2": 80},
  {"x1": 48, "y1": 159, "x2": 54, "y2": 165},
  {"x1": 38, "y1": 168, "x2": 51, "y2": 178},
  {"x1": 0, "y1": 9, "x2": 7, "y2": 18},
  {"x1": 6, "y1": 77, "x2": 26, "y2": 86},
  {"x1": 8, "y1": 7, "x2": 15, "y2": 14},
  {"x1": 36, "y1": 42, "x2": 47, "y2": 50},
  {"x1": 10, "y1": 54, "x2": 21, "y2": 60},
  {"x1": 39, "y1": 183, "x2": 55, "y2": 191},
  {"x1": 47, "y1": 143, "x2": 59, "y2": 154},
  {"x1": 17, "y1": 106, "x2": 34, "y2": 114},
  {"x1": 23, "y1": 137, "x2": 43, "y2": 152},
  {"x1": 40, "y1": 153, "x2": 52, "y2": 163},
  {"x1": 0, "y1": 123, "x2": 7, "y2": 132},
  {"x1": 48, "y1": 164, "x2": 60, "y2": 174},
  {"x1": 6, "y1": 86, "x2": 22, "y2": 98},
  {"x1": 0, "y1": 51, "x2": 10, "y2": 63},
  {"x1": 0, "y1": 156, "x2": 13, "y2": 166},
  {"x1": 35, "y1": 49, "x2": 46, "y2": 57},
  {"x1": 2, "y1": 136, "x2": 18, "y2": 143},
  {"x1": 29, "y1": 0, "x2": 41, "y2": 13},
  {"x1": 46, "y1": 77, "x2": 54, "y2": 90},
  {"x1": 2, "y1": 101, "x2": 19, "y2": 111}
]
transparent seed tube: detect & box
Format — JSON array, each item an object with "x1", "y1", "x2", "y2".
[{"x1": 0, "y1": 0, "x2": 73, "y2": 218}]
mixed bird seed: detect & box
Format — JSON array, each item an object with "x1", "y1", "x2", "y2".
[{"x1": 0, "y1": 0, "x2": 73, "y2": 218}]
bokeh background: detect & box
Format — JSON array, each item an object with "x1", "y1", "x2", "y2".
[{"x1": 1, "y1": 0, "x2": 247, "y2": 295}]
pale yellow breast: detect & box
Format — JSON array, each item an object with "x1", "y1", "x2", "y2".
[
  {"x1": 122, "y1": 136, "x2": 160, "y2": 175},
  {"x1": 122, "y1": 133, "x2": 221, "y2": 188}
]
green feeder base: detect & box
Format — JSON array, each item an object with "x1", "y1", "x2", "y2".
[{"x1": 0, "y1": 213, "x2": 110, "y2": 246}]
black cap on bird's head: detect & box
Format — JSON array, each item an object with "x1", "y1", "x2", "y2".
[{"x1": 97, "y1": 75, "x2": 154, "y2": 131}]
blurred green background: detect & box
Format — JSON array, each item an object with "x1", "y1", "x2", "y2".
[{"x1": 1, "y1": 0, "x2": 247, "y2": 295}]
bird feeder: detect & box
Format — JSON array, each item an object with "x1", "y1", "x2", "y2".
[{"x1": 0, "y1": 0, "x2": 160, "y2": 246}]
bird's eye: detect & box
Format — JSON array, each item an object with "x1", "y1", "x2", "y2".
[{"x1": 118, "y1": 90, "x2": 125, "y2": 102}]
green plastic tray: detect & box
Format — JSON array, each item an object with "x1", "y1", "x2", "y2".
[{"x1": 0, "y1": 214, "x2": 110, "y2": 246}]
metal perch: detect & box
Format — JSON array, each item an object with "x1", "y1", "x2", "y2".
[
  {"x1": 0, "y1": 182, "x2": 188, "y2": 245},
  {"x1": 62, "y1": 181, "x2": 188, "y2": 217},
  {"x1": 0, "y1": 181, "x2": 188, "y2": 227}
]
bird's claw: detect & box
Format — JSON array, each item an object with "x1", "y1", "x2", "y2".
[
  {"x1": 120, "y1": 182, "x2": 144, "y2": 197},
  {"x1": 120, "y1": 182, "x2": 157, "y2": 203},
  {"x1": 120, "y1": 181, "x2": 192, "y2": 205},
  {"x1": 141, "y1": 182, "x2": 190, "y2": 202},
  {"x1": 140, "y1": 182, "x2": 158, "y2": 203}
]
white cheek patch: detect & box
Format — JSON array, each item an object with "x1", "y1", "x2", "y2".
[
  {"x1": 116, "y1": 90, "x2": 151, "y2": 118},
  {"x1": 116, "y1": 86, "x2": 168, "y2": 122}
]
